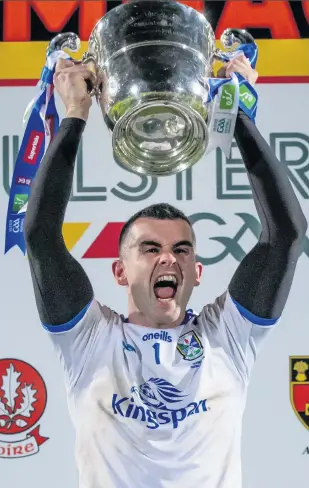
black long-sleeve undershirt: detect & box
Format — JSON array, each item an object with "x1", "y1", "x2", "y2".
[
  {"x1": 24, "y1": 118, "x2": 94, "y2": 325},
  {"x1": 229, "y1": 112, "x2": 307, "y2": 317},
  {"x1": 24, "y1": 113, "x2": 307, "y2": 325}
]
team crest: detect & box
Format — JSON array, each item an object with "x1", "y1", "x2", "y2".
[
  {"x1": 290, "y1": 356, "x2": 309, "y2": 431},
  {"x1": 177, "y1": 330, "x2": 203, "y2": 361},
  {"x1": 0, "y1": 358, "x2": 49, "y2": 458}
]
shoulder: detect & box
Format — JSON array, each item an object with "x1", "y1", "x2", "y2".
[
  {"x1": 43, "y1": 298, "x2": 123, "y2": 337},
  {"x1": 199, "y1": 291, "x2": 230, "y2": 326}
]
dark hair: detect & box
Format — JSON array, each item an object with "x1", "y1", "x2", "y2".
[{"x1": 119, "y1": 202, "x2": 195, "y2": 253}]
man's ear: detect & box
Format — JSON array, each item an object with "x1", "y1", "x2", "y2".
[
  {"x1": 194, "y1": 262, "x2": 203, "y2": 287},
  {"x1": 112, "y1": 260, "x2": 128, "y2": 286}
]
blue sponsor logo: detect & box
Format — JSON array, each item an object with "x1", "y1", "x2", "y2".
[
  {"x1": 111, "y1": 378, "x2": 207, "y2": 430},
  {"x1": 122, "y1": 341, "x2": 136, "y2": 353},
  {"x1": 133, "y1": 378, "x2": 187, "y2": 409},
  {"x1": 191, "y1": 359, "x2": 204, "y2": 369},
  {"x1": 142, "y1": 331, "x2": 172, "y2": 343}
]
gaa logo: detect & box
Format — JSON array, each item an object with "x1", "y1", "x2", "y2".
[
  {"x1": 8, "y1": 218, "x2": 23, "y2": 235},
  {"x1": 213, "y1": 117, "x2": 232, "y2": 135},
  {"x1": 0, "y1": 358, "x2": 48, "y2": 458}
]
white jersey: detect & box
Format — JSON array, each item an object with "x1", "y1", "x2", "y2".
[{"x1": 44, "y1": 290, "x2": 277, "y2": 488}]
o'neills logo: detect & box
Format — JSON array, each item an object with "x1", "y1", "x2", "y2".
[
  {"x1": 0, "y1": 359, "x2": 48, "y2": 458},
  {"x1": 24, "y1": 131, "x2": 44, "y2": 164}
]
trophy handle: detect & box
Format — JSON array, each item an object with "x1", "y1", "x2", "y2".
[
  {"x1": 80, "y1": 52, "x2": 99, "y2": 97},
  {"x1": 48, "y1": 33, "x2": 98, "y2": 96},
  {"x1": 213, "y1": 28, "x2": 258, "y2": 69},
  {"x1": 47, "y1": 32, "x2": 81, "y2": 55}
]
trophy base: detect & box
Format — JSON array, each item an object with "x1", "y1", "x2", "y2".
[{"x1": 112, "y1": 100, "x2": 208, "y2": 176}]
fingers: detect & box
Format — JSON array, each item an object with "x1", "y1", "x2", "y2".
[
  {"x1": 225, "y1": 55, "x2": 253, "y2": 78},
  {"x1": 55, "y1": 58, "x2": 75, "y2": 72},
  {"x1": 216, "y1": 53, "x2": 250, "y2": 78},
  {"x1": 225, "y1": 53, "x2": 250, "y2": 70},
  {"x1": 215, "y1": 52, "x2": 258, "y2": 85},
  {"x1": 230, "y1": 53, "x2": 250, "y2": 64},
  {"x1": 54, "y1": 61, "x2": 97, "y2": 87},
  {"x1": 226, "y1": 59, "x2": 248, "y2": 73},
  {"x1": 225, "y1": 61, "x2": 237, "y2": 78}
]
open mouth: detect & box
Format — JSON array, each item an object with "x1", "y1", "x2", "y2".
[{"x1": 153, "y1": 274, "x2": 178, "y2": 300}]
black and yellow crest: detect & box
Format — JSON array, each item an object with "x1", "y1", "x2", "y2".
[{"x1": 290, "y1": 356, "x2": 309, "y2": 431}]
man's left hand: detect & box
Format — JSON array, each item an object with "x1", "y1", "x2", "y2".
[{"x1": 217, "y1": 53, "x2": 258, "y2": 85}]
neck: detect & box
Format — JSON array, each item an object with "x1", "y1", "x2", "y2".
[{"x1": 126, "y1": 301, "x2": 186, "y2": 329}]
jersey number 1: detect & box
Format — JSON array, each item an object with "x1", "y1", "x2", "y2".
[{"x1": 152, "y1": 343, "x2": 161, "y2": 364}]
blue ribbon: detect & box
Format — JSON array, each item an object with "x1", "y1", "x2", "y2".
[
  {"x1": 4, "y1": 53, "x2": 67, "y2": 255},
  {"x1": 208, "y1": 41, "x2": 259, "y2": 121},
  {"x1": 235, "y1": 43, "x2": 258, "y2": 121}
]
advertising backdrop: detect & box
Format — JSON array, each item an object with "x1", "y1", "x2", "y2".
[
  {"x1": 1, "y1": 1, "x2": 309, "y2": 487},
  {"x1": 1, "y1": 82, "x2": 309, "y2": 488}
]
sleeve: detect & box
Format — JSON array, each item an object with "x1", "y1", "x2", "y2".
[
  {"x1": 24, "y1": 117, "x2": 94, "y2": 326},
  {"x1": 202, "y1": 290, "x2": 278, "y2": 381},
  {"x1": 43, "y1": 298, "x2": 117, "y2": 389},
  {"x1": 228, "y1": 111, "x2": 307, "y2": 319}
]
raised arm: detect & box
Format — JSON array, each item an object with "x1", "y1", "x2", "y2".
[
  {"x1": 24, "y1": 59, "x2": 95, "y2": 326},
  {"x1": 228, "y1": 110, "x2": 307, "y2": 319}
]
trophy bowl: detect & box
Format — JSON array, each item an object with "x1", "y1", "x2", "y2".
[
  {"x1": 49, "y1": 1, "x2": 256, "y2": 176},
  {"x1": 83, "y1": 0, "x2": 216, "y2": 176}
]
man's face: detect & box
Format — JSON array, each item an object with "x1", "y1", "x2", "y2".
[{"x1": 112, "y1": 218, "x2": 202, "y2": 326}]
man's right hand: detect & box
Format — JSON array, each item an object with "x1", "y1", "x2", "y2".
[{"x1": 53, "y1": 59, "x2": 96, "y2": 121}]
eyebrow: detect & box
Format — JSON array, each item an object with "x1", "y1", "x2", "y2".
[{"x1": 138, "y1": 240, "x2": 194, "y2": 249}]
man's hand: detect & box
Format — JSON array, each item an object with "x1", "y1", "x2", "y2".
[
  {"x1": 217, "y1": 53, "x2": 258, "y2": 86},
  {"x1": 53, "y1": 59, "x2": 96, "y2": 121}
]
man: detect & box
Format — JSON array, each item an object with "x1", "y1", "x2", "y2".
[{"x1": 24, "y1": 54, "x2": 307, "y2": 488}]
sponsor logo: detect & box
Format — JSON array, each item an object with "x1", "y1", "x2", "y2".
[
  {"x1": 24, "y1": 131, "x2": 44, "y2": 164},
  {"x1": 15, "y1": 177, "x2": 32, "y2": 187},
  {"x1": 239, "y1": 85, "x2": 256, "y2": 109},
  {"x1": 0, "y1": 359, "x2": 48, "y2": 458},
  {"x1": 191, "y1": 359, "x2": 204, "y2": 369},
  {"x1": 213, "y1": 117, "x2": 232, "y2": 134},
  {"x1": 142, "y1": 331, "x2": 172, "y2": 343},
  {"x1": 12, "y1": 194, "x2": 28, "y2": 213},
  {"x1": 8, "y1": 217, "x2": 23, "y2": 234},
  {"x1": 112, "y1": 378, "x2": 207, "y2": 430},
  {"x1": 122, "y1": 341, "x2": 136, "y2": 353},
  {"x1": 219, "y1": 84, "x2": 236, "y2": 110},
  {"x1": 45, "y1": 115, "x2": 55, "y2": 140},
  {"x1": 290, "y1": 356, "x2": 309, "y2": 431},
  {"x1": 177, "y1": 330, "x2": 203, "y2": 361}
]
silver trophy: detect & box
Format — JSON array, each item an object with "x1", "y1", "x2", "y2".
[{"x1": 50, "y1": 0, "x2": 255, "y2": 176}]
